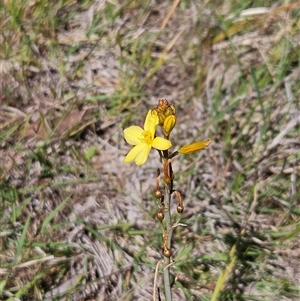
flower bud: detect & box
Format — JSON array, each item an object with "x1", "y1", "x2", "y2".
[
  {"x1": 163, "y1": 115, "x2": 177, "y2": 136},
  {"x1": 158, "y1": 99, "x2": 169, "y2": 110},
  {"x1": 153, "y1": 99, "x2": 177, "y2": 128},
  {"x1": 151, "y1": 108, "x2": 164, "y2": 126},
  {"x1": 170, "y1": 104, "x2": 176, "y2": 115},
  {"x1": 165, "y1": 104, "x2": 176, "y2": 117},
  {"x1": 178, "y1": 139, "x2": 212, "y2": 154}
]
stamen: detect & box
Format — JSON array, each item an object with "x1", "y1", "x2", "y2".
[{"x1": 143, "y1": 130, "x2": 152, "y2": 144}]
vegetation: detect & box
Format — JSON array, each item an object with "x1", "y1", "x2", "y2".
[{"x1": 0, "y1": 0, "x2": 299, "y2": 300}]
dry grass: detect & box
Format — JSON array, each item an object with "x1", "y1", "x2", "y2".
[{"x1": 0, "y1": 1, "x2": 300, "y2": 300}]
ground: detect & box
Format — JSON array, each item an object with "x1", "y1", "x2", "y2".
[{"x1": 0, "y1": 1, "x2": 299, "y2": 300}]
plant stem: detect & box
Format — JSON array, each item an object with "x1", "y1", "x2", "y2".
[{"x1": 163, "y1": 181, "x2": 172, "y2": 301}]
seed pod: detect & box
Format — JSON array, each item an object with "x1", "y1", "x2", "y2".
[
  {"x1": 156, "y1": 209, "x2": 164, "y2": 221},
  {"x1": 177, "y1": 205, "x2": 184, "y2": 213},
  {"x1": 154, "y1": 190, "x2": 162, "y2": 199},
  {"x1": 163, "y1": 248, "x2": 172, "y2": 258},
  {"x1": 174, "y1": 190, "x2": 183, "y2": 213}
]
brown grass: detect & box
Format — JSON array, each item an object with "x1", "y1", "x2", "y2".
[{"x1": 1, "y1": 1, "x2": 299, "y2": 300}]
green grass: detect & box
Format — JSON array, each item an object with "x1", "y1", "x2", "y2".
[{"x1": 1, "y1": 0, "x2": 300, "y2": 300}]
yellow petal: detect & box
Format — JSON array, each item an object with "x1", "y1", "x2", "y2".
[
  {"x1": 124, "y1": 126, "x2": 143, "y2": 145},
  {"x1": 134, "y1": 144, "x2": 151, "y2": 165},
  {"x1": 178, "y1": 139, "x2": 211, "y2": 154},
  {"x1": 144, "y1": 110, "x2": 159, "y2": 132},
  {"x1": 123, "y1": 144, "x2": 146, "y2": 163},
  {"x1": 152, "y1": 137, "x2": 172, "y2": 150},
  {"x1": 163, "y1": 115, "x2": 176, "y2": 135}
]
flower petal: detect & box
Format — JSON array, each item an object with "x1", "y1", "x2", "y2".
[
  {"x1": 144, "y1": 110, "x2": 159, "y2": 132},
  {"x1": 124, "y1": 126, "x2": 143, "y2": 145},
  {"x1": 123, "y1": 144, "x2": 146, "y2": 163},
  {"x1": 151, "y1": 137, "x2": 172, "y2": 150},
  {"x1": 134, "y1": 144, "x2": 151, "y2": 165}
]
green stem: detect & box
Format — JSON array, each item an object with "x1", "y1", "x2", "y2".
[{"x1": 163, "y1": 181, "x2": 172, "y2": 301}]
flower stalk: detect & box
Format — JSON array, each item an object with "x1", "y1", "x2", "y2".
[
  {"x1": 163, "y1": 171, "x2": 173, "y2": 301},
  {"x1": 123, "y1": 99, "x2": 211, "y2": 300}
]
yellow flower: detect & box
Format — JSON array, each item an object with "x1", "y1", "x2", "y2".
[
  {"x1": 123, "y1": 110, "x2": 172, "y2": 165},
  {"x1": 178, "y1": 139, "x2": 211, "y2": 154}
]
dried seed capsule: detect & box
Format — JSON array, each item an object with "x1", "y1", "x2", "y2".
[
  {"x1": 177, "y1": 205, "x2": 184, "y2": 213},
  {"x1": 163, "y1": 248, "x2": 172, "y2": 258},
  {"x1": 156, "y1": 209, "x2": 164, "y2": 221},
  {"x1": 154, "y1": 190, "x2": 162, "y2": 199}
]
